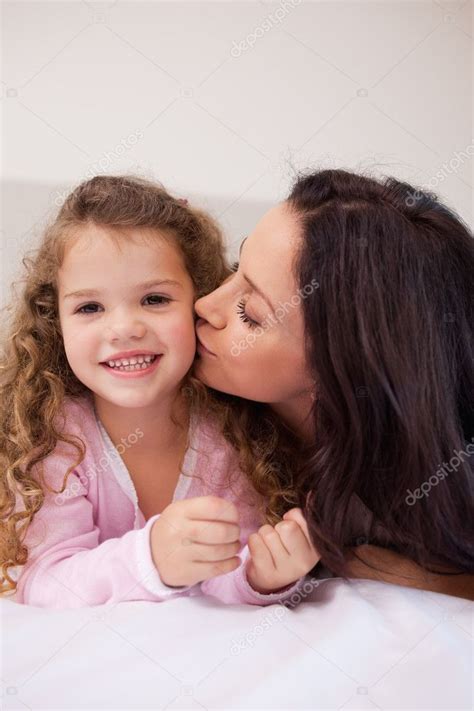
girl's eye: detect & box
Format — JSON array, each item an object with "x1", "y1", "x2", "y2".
[
  {"x1": 76, "y1": 303, "x2": 102, "y2": 314},
  {"x1": 236, "y1": 299, "x2": 259, "y2": 329},
  {"x1": 142, "y1": 294, "x2": 172, "y2": 306},
  {"x1": 74, "y1": 295, "x2": 171, "y2": 313},
  {"x1": 231, "y1": 261, "x2": 239, "y2": 272}
]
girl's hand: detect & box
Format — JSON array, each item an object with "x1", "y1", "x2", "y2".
[
  {"x1": 246, "y1": 507, "x2": 321, "y2": 594},
  {"x1": 150, "y1": 496, "x2": 242, "y2": 587}
]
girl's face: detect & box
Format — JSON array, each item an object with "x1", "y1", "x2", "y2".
[
  {"x1": 194, "y1": 202, "x2": 315, "y2": 409},
  {"x1": 58, "y1": 224, "x2": 196, "y2": 411}
]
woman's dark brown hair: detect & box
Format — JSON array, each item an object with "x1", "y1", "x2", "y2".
[{"x1": 288, "y1": 168, "x2": 474, "y2": 577}]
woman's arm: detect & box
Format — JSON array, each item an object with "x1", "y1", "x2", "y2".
[{"x1": 344, "y1": 544, "x2": 474, "y2": 601}]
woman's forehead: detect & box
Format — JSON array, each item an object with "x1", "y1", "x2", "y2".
[
  {"x1": 244, "y1": 203, "x2": 300, "y2": 284},
  {"x1": 241, "y1": 203, "x2": 306, "y2": 335}
]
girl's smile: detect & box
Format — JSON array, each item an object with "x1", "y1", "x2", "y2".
[{"x1": 100, "y1": 352, "x2": 163, "y2": 378}]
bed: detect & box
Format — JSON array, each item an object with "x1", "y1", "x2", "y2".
[{"x1": 1, "y1": 576, "x2": 471, "y2": 710}]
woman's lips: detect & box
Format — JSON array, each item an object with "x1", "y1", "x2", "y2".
[{"x1": 196, "y1": 334, "x2": 216, "y2": 357}]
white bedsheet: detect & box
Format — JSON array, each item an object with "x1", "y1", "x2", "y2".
[{"x1": 1, "y1": 578, "x2": 472, "y2": 710}]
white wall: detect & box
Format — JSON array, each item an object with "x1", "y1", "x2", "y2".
[{"x1": 2, "y1": 0, "x2": 472, "y2": 303}]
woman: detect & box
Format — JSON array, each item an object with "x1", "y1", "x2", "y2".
[{"x1": 194, "y1": 168, "x2": 474, "y2": 599}]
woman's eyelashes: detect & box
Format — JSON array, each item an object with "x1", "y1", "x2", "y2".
[
  {"x1": 74, "y1": 294, "x2": 172, "y2": 315},
  {"x1": 236, "y1": 299, "x2": 259, "y2": 329},
  {"x1": 230, "y1": 260, "x2": 262, "y2": 329}
]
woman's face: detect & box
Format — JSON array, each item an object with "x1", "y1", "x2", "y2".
[{"x1": 194, "y1": 202, "x2": 315, "y2": 410}]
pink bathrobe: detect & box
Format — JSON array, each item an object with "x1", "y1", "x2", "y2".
[{"x1": 13, "y1": 396, "x2": 306, "y2": 609}]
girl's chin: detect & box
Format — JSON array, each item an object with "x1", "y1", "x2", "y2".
[{"x1": 94, "y1": 392, "x2": 159, "y2": 409}]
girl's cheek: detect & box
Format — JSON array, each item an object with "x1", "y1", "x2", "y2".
[{"x1": 164, "y1": 314, "x2": 196, "y2": 343}]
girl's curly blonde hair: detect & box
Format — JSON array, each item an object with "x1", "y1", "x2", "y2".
[{"x1": 0, "y1": 175, "x2": 299, "y2": 596}]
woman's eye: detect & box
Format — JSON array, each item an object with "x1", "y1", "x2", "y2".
[
  {"x1": 231, "y1": 261, "x2": 239, "y2": 272},
  {"x1": 143, "y1": 294, "x2": 172, "y2": 306},
  {"x1": 76, "y1": 303, "x2": 102, "y2": 314},
  {"x1": 236, "y1": 299, "x2": 259, "y2": 329}
]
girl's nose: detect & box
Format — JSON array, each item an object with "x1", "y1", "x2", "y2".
[
  {"x1": 106, "y1": 311, "x2": 147, "y2": 341},
  {"x1": 195, "y1": 292, "x2": 226, "y2": 330}
]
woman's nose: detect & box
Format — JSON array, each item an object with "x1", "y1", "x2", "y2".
[{"x1": 195, "y1": 292, "x2": 226, "y2": 329}]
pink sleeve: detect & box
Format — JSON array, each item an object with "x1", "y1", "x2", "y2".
[
  {"x1": 200, "y1": 544, "x2": 308, "y2": 606},
  {"x1": 15, "y1": 467, "x2": 196, "y2": 609},
  {"x1": 199, "y1": 466, "x2": 308, "y2": 607}
]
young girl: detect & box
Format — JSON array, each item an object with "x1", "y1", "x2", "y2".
[{"x1": 0, "y1": 175, "x2": 319, "y2": 608}]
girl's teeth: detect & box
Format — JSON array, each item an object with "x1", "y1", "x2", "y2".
[{"x1": 105, "y1": 355, "x2": 157, "y2": 370}]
